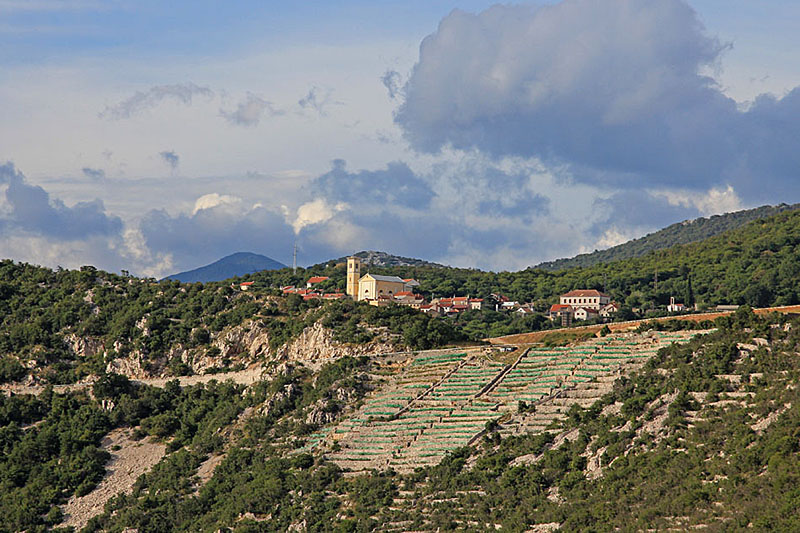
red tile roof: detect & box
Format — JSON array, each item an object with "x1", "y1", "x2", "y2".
[
  {"x1": 549, "y1": 304, "x2": 572, "y2": 312},
  {"x1": 561, "y1": 289, "x2": 608, "y2": 298},
  {"x1": 307, "y1": 276, "x2": 329, "y2": 284},
  {"x1": 240, "y1": 281, "x2": 254, "y2": 286}
]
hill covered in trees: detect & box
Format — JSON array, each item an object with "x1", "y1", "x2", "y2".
[
  {"x1": 8, "y1": 206, "x2": 800, "y2": 385},
  {"x1": 165, "y1": 252, "x2": 287, "y2": 283},
  {"x1": 534, "y1": 202, "x2": 800, "y2": 272},
  {"x1": 4, "y1": 208, "x2": 800, "y2": 530},
  {"x1": 3, "y1": 308, "x2": 800, "y2": 531}
]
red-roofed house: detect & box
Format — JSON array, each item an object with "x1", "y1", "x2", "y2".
[
  {"x1": 239, "y1": 281, "x2": 255, "y2": 291},
  {"x1": 559, "y1": 289, "x2": 610, "y2": 310},
  {"x1": 306, "y1": 276, "x2": 329, "y2": 288},
  {"x1": 322, "y1": 293, "x2": 346, "y2": 300},
  {"x1": 549, "y1": 304, "x2": 573, "y2": 326},
  {"x1": 600, "y1": 302, "x2": 620, "y2": 318},
  {"x1": 667, "y1": 297, "x2": 686, "y2": 313},
  {"x1": 573, "y1": 307, "x2": 599, "y2": 321}
]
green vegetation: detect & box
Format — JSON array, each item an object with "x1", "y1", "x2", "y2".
[
  {"x1": 5, "y1": 308, "x2": 800, "y2": 531},
  {"x1": 535, "y1": 202, "x2": 800, "y2": 271}
]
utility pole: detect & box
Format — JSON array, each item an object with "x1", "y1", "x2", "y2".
[
  {"x1": 654, "y1": 267, "x2": 658, "y2": 292},
  {"x1": 293, "y1": 242, "x2": 297, "y2": 274}
]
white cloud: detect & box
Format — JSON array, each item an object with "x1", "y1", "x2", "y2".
[
  {"x1": 658, "y1": 185, "x2": 743, "y2": 216},
  {"x1": 192, "y1": 193, "x2": 242, "y2": 214},
  {"x1": 293, "y1": 198, "x2": 347, "y2": 234}
]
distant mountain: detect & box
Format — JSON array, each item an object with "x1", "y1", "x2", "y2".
[
  {"x1": 533, "y1": 203, "x2": 800, "y2": 272},
  {"x1": 165, "y1": 252, "x2": 287, "y2": 282},
  {"x1": 327, "y1": 250, "x2": 447, "y2": 268}
]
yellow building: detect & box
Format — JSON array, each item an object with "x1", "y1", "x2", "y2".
[
  {"x1": 346, "y1": 256, "x2": 361, "y2": 298},
  {"x1": 357, "y1": 273, "x2": 408, "y2": 302}
]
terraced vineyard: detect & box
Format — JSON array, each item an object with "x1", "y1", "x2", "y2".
[{"x1": 320, "y1": 330, "x2": 709, "y2": 473}]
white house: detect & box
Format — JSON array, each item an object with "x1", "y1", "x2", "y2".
[
  {"x1": 573, "y1": 307, "x2": 600, "y2": 321},
  {"x1": 667, "y1": 296, "x2": 686, "y2": 313},
  {"x1": 560, "y1": 289, "x2": 611, "y2": 310}
]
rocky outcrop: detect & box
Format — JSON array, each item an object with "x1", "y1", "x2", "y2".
[
  {"x1": 64, "y1": 333, "x2": 105, "y2": 360},
  {"x1": 62, "y1": 317, "x2": 395, "y2": 381},
  {"x1": 277, "y1": 322, "x2": 395, "y2": 370}
]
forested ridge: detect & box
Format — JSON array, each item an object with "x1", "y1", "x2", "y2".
[
  {"x1": 6, "y1": 207, "x2": 800, "y2": 384},
  {"x1": 533, "y1": 202, "x2": 800, "y2": 271},
  {"x1": 4, "y1": 309, "x2": 800, "y2": 531},
  {"x1": 3, "y1": 207, "x2": 800, "y2": 530}
]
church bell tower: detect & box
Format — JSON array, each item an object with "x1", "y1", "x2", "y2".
[{"x1": 346, "y1": 256, "x2": 361, "y2": 300}]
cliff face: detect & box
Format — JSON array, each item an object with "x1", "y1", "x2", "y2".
[
  {"x1": 277, "y1": 322, "x2": 397, "y2": 370},
  {"x1": 60, "y1": 319, "x2": 398, "y2": 381}
]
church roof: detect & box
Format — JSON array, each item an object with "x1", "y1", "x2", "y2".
[{"x1": 362, "y1": 273, "x2": 406, "y2": 283}]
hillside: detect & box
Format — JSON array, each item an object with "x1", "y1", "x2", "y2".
[
  {"x1": 5, "y1": 210, "x2": 800, "y2": 529},
  {"x1": 0, "y1": 261, "x2": 465, "y2": 387},
  {"x1": 165, "y1": 252, "x2": 287, "y2": 282},
  {"x1": 4, "y1": 309, "x2": 800, "y2": 531},
  {"x1": 534, "y1": 202, "x2": 800, "y2": 271},
  {"x1": 327, "y1": 250, "x2": 447, "y2": 268},
  {"x1": 7, "y1": 207, "x2": 800, "y2": 386}
]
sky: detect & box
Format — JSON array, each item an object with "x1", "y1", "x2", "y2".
[{"x1": 2, "y1": 0, "x2": 800, "y2": 277}]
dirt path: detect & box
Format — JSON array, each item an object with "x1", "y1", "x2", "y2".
[
  {"x1": 60, "y1": 428, "x2": 167, "y2": 531},
  {"x1": 1, "y1": 365, "x2": 266, "y2": 396}
]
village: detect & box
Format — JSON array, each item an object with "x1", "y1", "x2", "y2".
[{"x1": 261, "y1": 256, "x2": 689, "y2": 325}]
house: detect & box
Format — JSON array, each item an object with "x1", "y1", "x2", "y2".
[
  {"x1": 599, "y1": 302, "x2": 620, "y2": 318},
  {"x1": 322, "y1": 293, "x2": 346, "y2": 300},
  {"x1": 516, "y1": 305, "x2": 536, "y2": 316},
  {"x1": 393, "y1": 291, "x2": 425, "y2": 309},
  {"x1": 559, "y1": 289, "x2": 611, "y2": 310},
  {"x1": 306, "y1": 276, "x2": 329, "y2": 288},
  {"x1": 573, "y1": 307, "x2": 599, "y2": 321},
  {"x1": 667, "y1": 296, "x2": 686, "y2": 313},
  {"x1": 239, "y1": 281, "x2": 254, "y2": 291},
  {"x1": 431, "y1": 296, "x2": 482, "y2": 313},
  {"x1": 549, "y1": 304, "x2": 573, "y2": 326},
  {"x1": 499, "y1": 301, "x2": 519, "y2": 311},
  {"x1": 419, "y1": 304, "x2": 441, "y2": 316}
]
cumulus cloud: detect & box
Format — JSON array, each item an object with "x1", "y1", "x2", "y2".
[
  {"x1": 594, "y1": 190, "x2": 700, "y2": 230},
  {"x1": 293, "y1": 198, "x2": 347, "y2": 234},
  {"x1": 657, "y1": 185, "x2": 743, "y2": 216},
  {"x1": 99, "y1": 82, "x2": 214, "y2": 120},
  {"x1": 0, "y1": 162, "x2": 122, "y2": 240},
  {"x1": 139, "y1": 200, "x2": 295, "y2": 274},
  {"x1": 381, "y1": 70, "x2": 402, "y2": 99},
  {"x1": 220, "y1": 93, "x2": 283, "y2": 126},
  {"x1": 298, "y1": 86, "x2": 342, "y2": 116},
  {"x1": 296, "y1": 157, "x2": 560, "y2": 270},
  {"x1": 81, "y1": 167, "x2": 105, "y2": 180},
  {"x1": 396, "y1": 0, "x2": 800, "y2": 201},
  {"x1": 159, "y1": 150, "x2": 179, "y2": 170},
  {"x1": 313, "y1": 159, "x2": 435, "y2": 209},
  {"x1": 192, "y1": 193, "x2": 241, "y2": 214}
]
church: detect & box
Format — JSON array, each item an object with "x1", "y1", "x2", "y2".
[{"x1": 346, "y1": 256, "x2": 419, "y2": 304}]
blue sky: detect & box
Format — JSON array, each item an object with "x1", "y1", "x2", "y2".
[{"x1": 1, "y1": 0, "x2": 799, "y2": 276}]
